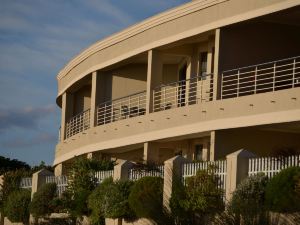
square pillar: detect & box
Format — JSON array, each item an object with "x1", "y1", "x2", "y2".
[
  {"x1": 60, "y1": 92, "x2": 74, "y2": 140},
  {"x1": 90, "y1": 71, "x2": 101, "y2": 128},
  {"x1": 213, "y1": 29, "x2": 220, "y2": 100},
  {"x1": 143, "y1": 142, "x2": 160, "y2": 164},
  {"x1": 54, "y1": 163, "x2": 67, "y2": 176},
  {"x1": 225, "y1": 149, "x2": 256, "y2": 201},
  {"x1": 186, "y1": 48, "x2": 199, "y2": 105},
  {"x1": 146, "y1": 50, "x2": 163, "y2": 114},
  {"x1": 163, "y1": 156, "x2": 189, "y2": 212}
]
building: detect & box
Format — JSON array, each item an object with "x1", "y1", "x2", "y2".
[{"x1": 53, "y1": 0, "x2": 300, "y2": 175}]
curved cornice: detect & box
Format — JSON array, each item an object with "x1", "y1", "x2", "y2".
[{"x1": 57, "y1": 0, "x2": 227, "y2": 80}]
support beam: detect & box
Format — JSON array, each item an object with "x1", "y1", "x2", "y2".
[
  {"x1": 213, "y1": 28, "x2": 221, "y2": 100},
  {"x1": 90, "y1": 71, "x2": 101, "y2": 128},
  {"x1": 143, "y1": 142, "x2": 160, "y2": 164},
  {"x1": 60, "y1": 92, "x2": 73, "y2": 141},
  {"x1": 146, "y1": 50, "x2": 163, "y2": 114}
]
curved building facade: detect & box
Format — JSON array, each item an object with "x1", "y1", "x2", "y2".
[{"x1": 54, "y1": 0, "x2": 300, "y2": 175}]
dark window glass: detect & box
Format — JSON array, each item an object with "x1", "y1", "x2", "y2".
[{"x1": 194, "y1": 144, "x2": 203, "y2": 161}]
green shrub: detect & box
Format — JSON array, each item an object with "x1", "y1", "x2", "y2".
[
  {"x1": 181, "y1": 169, "x2": 224, "y2": 224},
  {"x1": 104, "y1": 180, "x2": 135, "y2": 220},
  {"x1": 128, "y1": 176, "x2": 167, "y2": 224},
  {"x1": 265, "y1": 167, "x2": 300, "y2": 213},
  {"x1": 88, "y1": 177, "x2": 113, "y2": 225},
  {"x1": 30, "y1": 183, "x2": 57, "y2": 218},
  {"x1": 88, "y1": 177, "x2": 135, "y2": 223},
  {"x1": 64, "y1": 157, "x2": 99, "y2": 217},
  {"x1": 4, "y1": 189, "x2": 31, "y2": 224},
  {"x1": 230, "y1": 173, "x2": 268, "y2": 225},
  {"x1": 0, "y1": 169, "x2": 31, "y2": 213}
]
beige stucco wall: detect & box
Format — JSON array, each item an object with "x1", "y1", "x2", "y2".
[
  {"x1": 219, "y1": 21, "x2": 300, "y2": 72},
  {"x1": 214, "y1": 128, "x2": 300, "y2": 159},
  {"x1": 111, "y1": 64, "x2": 147, "y2": 100},
  {"x1": 57, "y1": 0, "x2": 296, "y2": 99}
]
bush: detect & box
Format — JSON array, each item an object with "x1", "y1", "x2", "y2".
[
  {"x1": 88, "y1": 177, "x2": 114, "y2": 225},
  {"x1": 128, "y1": 176, "x2": 167, "y2": 224},
  {"x1": 30, "y1": 183, "x2": 57, "y2": 218},
  {"x1": 64, "y1": 157, "x2": 99, "y2": 217},
  {"x1": 104, "y1": 180, "x2": 135, "y2": 220},
  {"x1": 181, "y1": 169, "x2": 224, "y2": 224},
  {"x1": 0, "y1": 169, "x2": 31, "y2": 213},
  {"x1": 88, "y1": 177, "x2": 135, "y2": 223},
  {"x1": 4, "y1": 189, "x2": 31, "y2": 224},
  {"x1": 230, "y1": 173, "x2": 268, "y2": 225},
  {"x1": 265, "y1": 166, "x2": 300, "y2": 213}
]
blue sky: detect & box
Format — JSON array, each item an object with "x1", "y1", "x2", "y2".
[{"x1": 0, "y1": 0, "x2": 189, "y2": 166}]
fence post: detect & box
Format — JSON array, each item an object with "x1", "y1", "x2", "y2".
[
  {"x1": 0, "y1": 175, "x2": 3, "y2": 225},
  {"x1": 30, "y1": 169, "x2": 54, "y2": 225},
  {"x1": 163, "y1": 155, "x2": 189, "y2": 212},
  {"x1": 225, "y1": 149, "x2": 256, "y2": 201},
  {"x1": 105, "y1": 160, "x2": 133, "y2": 225}
]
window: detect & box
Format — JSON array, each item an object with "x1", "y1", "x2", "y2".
[
  {"x1": 194, "y1": 144, "x2": 203, "y2": 161},
  {"x1": 199, "y1": 52, "x2": 208, "y2": 80}
]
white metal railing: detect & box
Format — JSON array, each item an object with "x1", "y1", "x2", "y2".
[
  {"x1": 182, "y1": 160, "x2": 227, "y2": 191},
  {"x1": 97, "y1": 91, "x2": 146, "y2": 125},
  {"x1": 128, "y1": 165, "x2": 164, "y2": 181},
  {"x1": 94, "y1": 170, "x2": 114, "y2": 184},
  {"x1": 248, "y1": 155, "x2": 300, "y2": 178},
  {"x1": 20, "y1": 177, "x2": 32, "y2": 189},
  {"x1": 153, "y1": 74, "x2": 214, "y2": 112},
  {"x1": 46, "y1": 175, "x2": 68, "y2": 197},
  {"x1": 65, "y1": 109, "x2": 90, "y2": 138},
  {"x1": 221, "y1": 56, "x2": 300, "y2": 99}
]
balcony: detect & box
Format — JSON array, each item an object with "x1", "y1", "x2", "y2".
[
  {"x1": 65, "y1": 109, "x2": 90, "y2": 139},
  {"x1": 61, "y1": 55, "x2": 300, "y2": 140},
  {"x1": 96, "y1": 91, "x2": 147, "y2": 125},
  {"x1": 221, "y1": 56, "x2": 300, "y2": 99},
  {"x1": 153, "y1": 74, "x2": 214, "y2": 112}
]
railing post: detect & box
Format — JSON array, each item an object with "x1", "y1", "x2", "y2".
[
  {"x1": 292, "y1": 58, "x2": 296, "y2": 88},
  {"x1": 225, "y1": 149, "x2": 256, "y2": 201},
  {"x1": 254, "y1": 66, "x2": 257, "y2": 94},
  {"x1": 237, "y1": 70, "x2": 240, "y2": 97},
  {"x1": 220, "y1": 73, "x2": 223, "y2": 99},
  {"x1": 273, "y1": 62, "x2": 276, "y2": 91}
]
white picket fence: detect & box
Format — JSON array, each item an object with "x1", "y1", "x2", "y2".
[
  {"x1": 46, "y1": 175, "x2": 68, "y2": 197},
  {"x1": 248, "y1": 155, "x2": 300, "y2": 178},
  {"x1": 128, "y1": 165, "x2": 164, "y2": 181},
  {"x1": 20, "y1": 177, "x2": 32, "y2": 189},
  {"x1": 94, "y1": 170, "x2": 114, "y2": 184},
  {"x1": 182, "y1": 160, "x2": 227, "y2": 191}
]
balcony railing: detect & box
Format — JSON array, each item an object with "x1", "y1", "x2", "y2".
[
  {"x1": 65, "y1": 109, "x2": 90, "y2": 138},
  {"x1": 221, "y1": 56, "x2": 300, "y2": 99},
  {"x1": 153, "y1": 74, "x2": 214, "y2": 112},
  {"x1": 97, "y1": 91, "x2": 147, "y2": 125}
]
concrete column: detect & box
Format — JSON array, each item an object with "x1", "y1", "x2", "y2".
[
  {"x1": 213, "y1": 29, "x2": 220, "y2": 100},
  {"x1": 31, "y1": 169, "x2": 54, "y2": 199},
  {"x1": 225, "y1": 149, "x2": 256, "y2": 201},
  {"x1": 143, "y1": 142, "x2": 160, "y2": 164},
  {"x1": 113, "y1": 159, "x2": 133, "y2": 181},
  {"x1": 90, "y1": 71, "x2": 101, "y2": 128},
  {"x1": 54, "y1": 163, "x2": 67, "y2": 176},
  {"x1": 60, "y1": 92, "x2": 74, "y2": 140},
  {"x1": 105, "y1": 160, "x2": 133, "y2": 225},
  {"x1": 30, "y1": 169, "x2": 54, "y2": 224},
  {"x1": 146, "y1": 50, "x2": 163, "y2": 114},
  {"x1": 163, "y1": 155, "x2": 189, "y2": 212},
  {"x1": 209, "y1": 131, "x2": 216, "y2": 161},
  {"x1": 186, "y1": 48, "x2": 199, "y2": 104}
]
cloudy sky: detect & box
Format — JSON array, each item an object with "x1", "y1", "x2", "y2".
[{"x1": 0, "y1": 0, "x2": 189, "y2": 166}]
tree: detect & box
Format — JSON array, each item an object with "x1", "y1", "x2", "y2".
[{"x1": 0, "y1": 156, "x2": 30, "y2": 175}]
